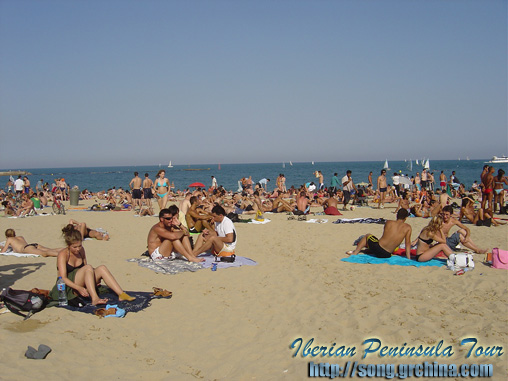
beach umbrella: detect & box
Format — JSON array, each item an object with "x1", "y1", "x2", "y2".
[
  {"x1": 398, "y1": 177, "x2": 412, "y2": 186},
  {"x1": 189, "y1": 182, "x2": 205, "y2": 188}
]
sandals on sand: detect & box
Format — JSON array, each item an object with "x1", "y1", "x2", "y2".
[
  {"x1": 95, "y1": 307, "x2": 117, "y2": 318},
  {"x1": 151, "y1": 287, "x2": 173, "y2": 298}
]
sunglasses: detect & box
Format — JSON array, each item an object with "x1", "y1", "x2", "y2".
[{"x1": 162, "y1": 216, "x2": 174, "y2": 221}]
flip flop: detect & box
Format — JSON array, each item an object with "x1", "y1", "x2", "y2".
[
  {"x1": 345, "y1": 250, "x2": 354, "y2": 255},
  {"x1": 151, "y1": 287, "x2": 172, "y2": 297},
  {"x1": 94, "y1": 307, "x2": 117, "y2": 318}
]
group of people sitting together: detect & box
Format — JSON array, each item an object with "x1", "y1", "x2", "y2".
[{"x1": 347, "y1": 205, "x2": 490, "y2": 262}]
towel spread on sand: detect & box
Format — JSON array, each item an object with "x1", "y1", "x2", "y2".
[
  {"x1": 333, "y1": 218, "x2": 386, "y2": 224},
  {"x1": 341, "y1": 254, "x2": 446, "y2": 267},
  {"x1": 54, "y1": 289, "x2": 171, "y2": 316},
  {"x1": 305, "y1": 219, "x2": 328, "y2": 224},
  {"x1": 128, "y1": 253, "x2": 257, "y2": 275},
  {"x1": 0, "y1": 241, "x2": 40, "y2": 257},
  {"x1": 248, "y1": 219, "x2": 271, "y2": 224}
]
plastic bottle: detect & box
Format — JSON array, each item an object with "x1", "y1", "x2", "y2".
[
  {"x1": 57, "y1": 277, "x2": 68, "y2": 306},
  {"x1": 211, "y1": 263, "x2": 217, "y2": 271}
]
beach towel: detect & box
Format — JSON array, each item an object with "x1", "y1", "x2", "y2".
[
  {"x1": 248, "y1": 219, "x2": 271, "y2": 224},
  {"x1": 305, "y1": 219, "x2": 328, "y2": 224},
  {"x1": 341, "y1": 254, "x2": 445, "y2": 267},
  {"x1": 53, "y1": 288, "x2": 172, "y2": 317},
  {"x1": 333, "y1": 218, "x2": 386, "y2": 224},
  {"x1": 128, "y1": 253, "x2": 257, "y2": 274},
  {"x1": 0, "y1": 241, "x2": 40, "y2": 257}
]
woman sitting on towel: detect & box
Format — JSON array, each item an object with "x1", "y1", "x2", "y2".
[
  {"x1": 414, "y1": 215, "x2": 453, "y2": 262},
  {"x1": 50, "y1": 224, "x2": 135, "y2": 305}
]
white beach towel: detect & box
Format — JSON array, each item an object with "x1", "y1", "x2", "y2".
[
  {"x1": 305, "y1": 219, "x2": 328, "y2": 224},
  {"x1": 248, "y1": 219, "x2": 271, "y2": 224}
]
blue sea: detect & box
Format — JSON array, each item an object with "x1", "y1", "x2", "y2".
[{"x1": 1, "y1": 160, "x2": 506, "y2": 193}]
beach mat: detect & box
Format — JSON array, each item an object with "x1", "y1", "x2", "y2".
[
  {"x1": 333, "y1": 218, "x2": 386, "y2": 224},
  {"x1": 128, "y1": 253, "x2": 257, "y2": 275},
  {"x1": 341, "y1": 254, "x2": 446, "y2": 267},
  {"x1": 54, "y1": 289, "x2": 171, "y2": 316}
]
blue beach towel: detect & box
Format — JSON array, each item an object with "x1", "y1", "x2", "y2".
[{"x1": 341, "y1": 254, "x2": 446, "y2": 267}]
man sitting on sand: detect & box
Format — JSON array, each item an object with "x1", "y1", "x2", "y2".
[
  {"x1": 1, "y1": 228, "x2": 63, "y2": 257},
  {"x1": 346, "y1": 209, "x2": 412, "y2": 259},
  {"x1": 322, "y1": 191, "x2": 342, "y2": 215},
  {"x1": 193, "y1": 205, "x2": 237, "y2": 257},
  {"x1": 147, "y1": 206, "x2": 203, "y2": 262},
  {"x1": 439, "y1": 205, "x2": 487, "y2": 253}
]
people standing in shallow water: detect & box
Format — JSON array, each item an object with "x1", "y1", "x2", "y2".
[
  {"x1": 153, "y1": 170, "x2": 170, "y2": 211},
  {"x1": 51, "y1": 224, "x2": 135, "y2": 305}
]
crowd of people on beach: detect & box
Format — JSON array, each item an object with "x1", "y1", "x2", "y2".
[{"x1": 0, "y1": 163, "x2": 507, "y2": 307}]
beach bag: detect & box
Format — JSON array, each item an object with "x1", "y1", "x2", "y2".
[
  {"x1": 492, "y1": 248, "x2": 508, "y2": 270},
  {"x1": 0, "y1": 288, "x2": 48, "y2": 320},
  {"x1": 447, "y1": 253, "x2": 474, "y2": 271}
]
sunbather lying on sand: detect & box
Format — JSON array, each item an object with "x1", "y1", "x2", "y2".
[{"x1": 1, "y1": 228, "x2": 63, "y2": 257}]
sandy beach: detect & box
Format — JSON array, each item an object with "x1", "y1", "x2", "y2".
[{"x1": 1, "y1": 199, "x2": 507, "y2": 380}]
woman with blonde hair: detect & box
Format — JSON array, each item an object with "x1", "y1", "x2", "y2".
[
  {"x1": 153, "y1": 169, "x2": 170, "y2": 210},
  {"x1": 414, "y1": 215, "x2": 454, "y2": 262},
  {"x1": 50, "y1": 224, "x2": 135, "y2": 305}
]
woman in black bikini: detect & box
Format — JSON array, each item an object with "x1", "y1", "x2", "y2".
[
  {"x1": 414, "y1": 215, "x2": 453, "y2": 262},
  {"x1": 50, "y1": 225, "x2": 135, "y2": 305}
]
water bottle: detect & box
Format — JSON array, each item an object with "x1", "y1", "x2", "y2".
[
  {"x1": 57, "y1": 277, "x2": 68, "y2": 306},
  {"x1": 211, "y1": 263, "x2": 217, "y2": 271}
]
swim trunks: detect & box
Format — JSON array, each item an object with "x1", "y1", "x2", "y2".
[
  {"x1": 380, "y1": 187, "x2": 387, "y2": 193},
  {"x1": 213, "y1": 243, "x2": 236, "y2": 257},
  {"x1": 446, "y1": 231, "x2": 461, "y2": 250},
  {"x1": 366, "y1": 235, "x2": 391, "y2": 258},
  {"x1": 440, "y1": 181, "x2": 446, "y2": 187},
  {"x1": 143, "y1": 188, "x2": 153, "y2": 199},
  {"x1": 476, "y1": 218, "x2": 492, "y2": 227},
  {"x1": 132, "y1": 189, "x2": 142, "y2": 199},
  {"x1": 324, "y1": 206, "x2": 342, "y2": 216},
  {"x1": 150, "y1": 247, "x2": 164, "y2": 260}
]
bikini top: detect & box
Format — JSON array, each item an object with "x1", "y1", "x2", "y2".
[
  {"x1": 66, "y1": 261, "x2": 85, "y2": 273},
  {"x1": 157, "y1": 180, "x2": 168, "y2": 187},
  {"x1": 418, "y1": 235, "x2": 433, "y2": 245}
]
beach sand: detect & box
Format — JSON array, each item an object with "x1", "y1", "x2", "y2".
[{"x1": 1, "y1": 199, "x2": 507, "y2": 380}]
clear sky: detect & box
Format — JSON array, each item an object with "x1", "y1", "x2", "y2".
[{"x1": 0, "y1": 0, "x2": 506, "y2": 168}]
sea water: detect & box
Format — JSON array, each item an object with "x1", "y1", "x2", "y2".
[{"x1": 1, "y1": 160, "x2": 505, "y2": 193}]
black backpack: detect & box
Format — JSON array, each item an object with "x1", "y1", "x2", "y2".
[{"x1": 0, "y1": 288, "x2": 48, "y2": 320}]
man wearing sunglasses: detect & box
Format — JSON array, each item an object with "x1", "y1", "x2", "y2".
[{"x1": 147, "y1": 205, "x2": 204, "y2": 262}]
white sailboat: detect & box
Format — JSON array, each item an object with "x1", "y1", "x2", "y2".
[
  {"x1": 383, "y1": 159, "x2": 390, "y2": 170},
  {"x1": 415, "y1": 159, "x2": 419, "y2": 166},
  {"x1": 168, "y1": 161, "x2": 173, "y2": 168},
  {"x1": 282, "y1": 162, "x2": 285, "y2": 168},
  {"x1": 289, "y1": 161, "x2": 293, "y2": 166},
  {"x1": 311, "y1": 161, "x2": 314, "y2": 165},
  {"x1": 407, "y1": 159, "x2": 413, "y2": 171},
  {"x1": 423, "y1": 159, "x2": 430, "y2": 170}
]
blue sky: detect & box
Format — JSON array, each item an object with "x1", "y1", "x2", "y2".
[{"x1": 1, "y1": 0, "x2": 506, "y2": 168}]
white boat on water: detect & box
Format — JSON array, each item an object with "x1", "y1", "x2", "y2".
[
  {"x1": 486, "y1": 156, "x2": 508, "y2": 164},
  {"x1": 282, "y1": 162, "x2": 285, "y2": 168},
  {"x1": 423, "y1": 159, "x2": 430, "y2": 170},
  {"x1": 383, "y1": 159, "x2": 390, "y2": 170},
  {"x1": 168, "y1": 161, "x2": 174, "y2": 168},
  {"x1": 289, "y1": 161, "x2": 293, "y2": 166}
]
